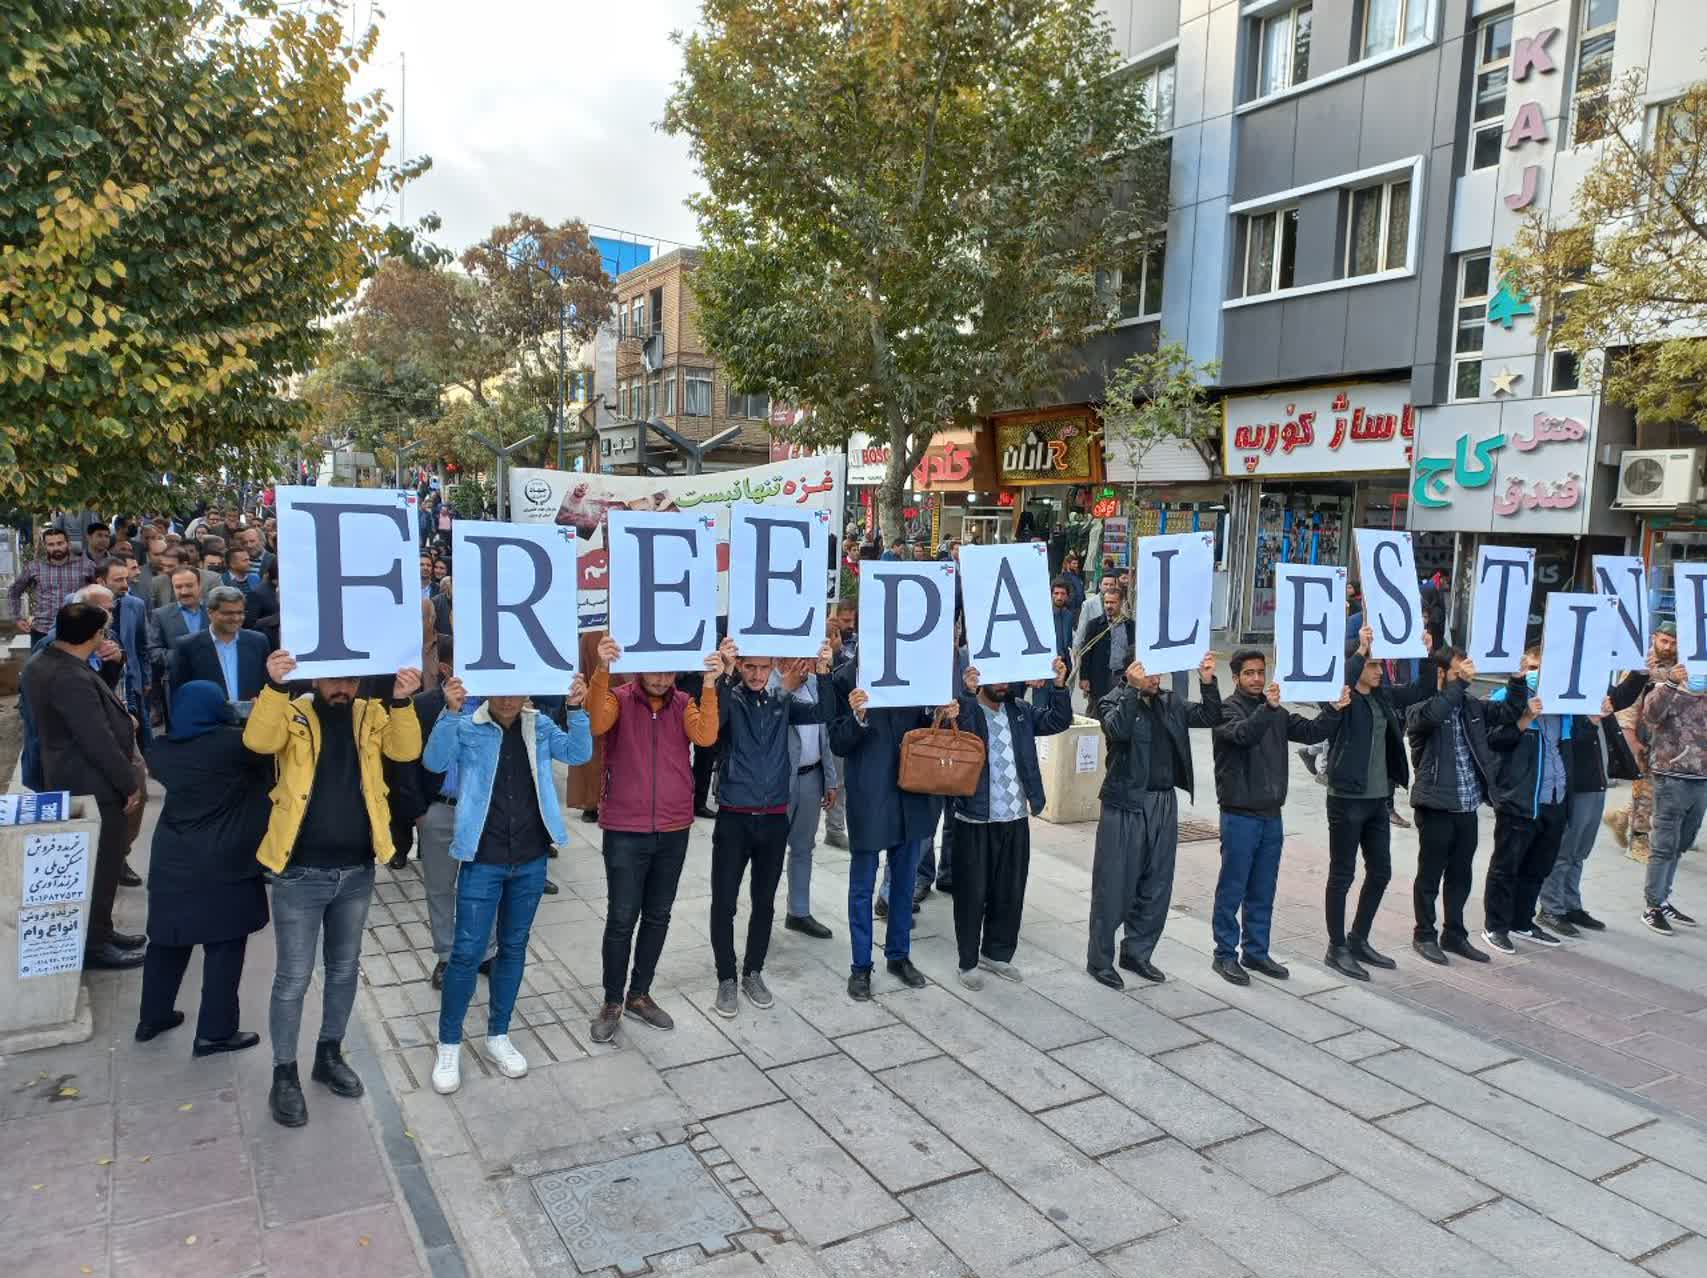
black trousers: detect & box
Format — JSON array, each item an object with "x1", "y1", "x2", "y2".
[
  {"x1": 1325, "y1": 795, "x2": 1392, "y2": 947},
  {"x1": 1485, "y1": 803, "x2": 1567, "y2": 934},
  {"x1": 88, "y1": 798, "x2": 130, "y2": 947},
  {"x1": 138, "y1": 936, "x2": 248, "y2": 1040},
  {"x1": 601, "y1": 828, "x2": 690, "y2": 1004},
  {"x1": 1413, "y1": 808, "x2": 1479, "y2": 943},
  {"x1": 950, "y1": 818, "x2": 1029, "y2": 971},
  {"x1": 709, "y1": 811, "x2": 789, "y2": 981},
  {"x1": 692, "y1": 743, "x2": 716, "y2": 812}
]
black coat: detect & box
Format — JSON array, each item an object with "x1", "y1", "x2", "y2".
[
  {"x1": 1320, "y1": 656, "x2": 1433, "y2": 797},
  {"x1": 1404, "y1": 677, "x2": 1505, "y2": 811},
  {"x1": 827, "y1": 702, "x2": 940, "y2": 851},
  {"x1": 171, "y1": 627, "x2": 269, "y2": 701},
  {"x1": 142, "y1": 724, "x2": 271, "y2": 944},
  {"x1": 1097, "y1": 678, "x2": 1221, "y2": 808},
  {"x1": 1211, "y1": 689, "x2": 1333, "y2": 816},
  {"x1": 1079, "y1": 615, "x2": 1133, "y2": 702},
  {"x1": 21, "y1": 645, "x2": 136, "y2": 803}
]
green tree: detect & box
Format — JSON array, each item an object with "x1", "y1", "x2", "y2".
[
  {"x1": 665, "y1": 0, "x2": 1163, "y2": 539},
  {"x1": 353, "y1": 259, "x2": 511, "y2": 407},
  {"x1": 0, "y1": 0, "x2": 424, "y2": 508},
  {"x1": 1099, "y1": 340, "x2": 1221, "y2": 501},
  {"x1": 1503, "y1": 73, "x2": 1707, "y2": 428}
]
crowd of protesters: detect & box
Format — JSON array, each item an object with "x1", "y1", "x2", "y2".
[{"x1": 7, "y1": 494, "x2": 1698, "y2": 1133}]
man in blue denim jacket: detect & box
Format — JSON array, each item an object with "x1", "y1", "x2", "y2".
[{"x1": 422, "y1": 674, "x2": 592, "y2": 1094}]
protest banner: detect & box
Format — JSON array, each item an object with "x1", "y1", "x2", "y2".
[
  {"x1": 508, "y1": 456, "x2": 846, "y2": 630},
  {"x1": 605, "y1": 510, "x2": 719, "y2": 674},
  {"x1": 1674, "y1": 563, "x2": 1707, "y2": 668},
  {"x1": 1468, "y1": 545, "x2": 1535, "y2": 674},
  {"x1": 726, "y1": 504, "x2": 831, "y2": 660},
  {"x1": 277, "y1": 486, "x2": 422, "y2": 678},
  {"x1": 1132, "y1": 531, "x2": 1214, "y2": 675},
  {"x1": 451, "y1": 522, "x2": 579, "y2": 696},
  {"x1": 1592, "y1": 554, "x2": 1649, "y2": 669},
  {"x1": 858, "y1": 560, "x2": 956, "y2": 708},
  {"x1": 1273, "y1": 563, "x2": 1346, "y2": 701},
  {"x1": 1536, "y1": 592, "x2": 1618, "y2": 716},
  {"x1": 1353, "y1": 529, "x2": 1427, "y2": 658},
  {"x1": 959, "y1": 542, "x2": 1055, "y2": 685}
]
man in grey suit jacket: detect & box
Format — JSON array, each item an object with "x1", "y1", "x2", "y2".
[{"x1": 149, "y1": 567, "x2": 209, "y2": 705}]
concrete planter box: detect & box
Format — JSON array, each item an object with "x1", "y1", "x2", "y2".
[{"x1": 0, "y1": 794, "x2": 100, "y2": 1052}]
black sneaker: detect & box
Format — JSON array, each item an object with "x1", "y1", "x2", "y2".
[
  {"x1": 874, "y1": 896, "x2": 889, "y2": 920},
  {"x1": 785, "y1": 914, "x2": 833, "y2": 939},
  {"x1": 1643, "y1": 907, "x2": 1674, "y2": 935},
  {"x1": 1483, "y1": 929, "x2": 1516, "y2": 955},
  {"x1": 1535, "y1": 910, "x2": 1579, "y2": 938},
  {"x1": 1662, "y1": 902, "x2": 1698, "y2": 927},
  {"x1": 847, "y1": 969, "x2": 872, "y2": 1002},
  {"x1": 1515, "y1": 924, "x2": 1563, "y2": 947},
  {"x1": 1297, "y1": 748, "x2": 1319, "y2": 777},
  {"x1": 1564, "y1": 908, "x2": 1606, "y2": 931}
]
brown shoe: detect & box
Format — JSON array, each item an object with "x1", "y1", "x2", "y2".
[
  {"x1": 624, "y1": 994, "x2": 675, "y2": 1031},
  {"x1": 589, "y1": 1002, "x2": 622, "y2": 1044}
]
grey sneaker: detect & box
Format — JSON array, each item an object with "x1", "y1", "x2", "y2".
[
  {"x1": 824, "y1": 829, "x2": 849, "y2": 850},
  {"x1": 741, "y1": 971, "x2": 773, "y2": 1009},
  {"x1": 714, "y1": 978, "x2": 739, "y2": 1018},
  {"x1": 977, "y1": 956, "x2": 1022, "y2": 983},
  {"x1": 957, "y1": 966, "x2": 984, "y2": 990}
]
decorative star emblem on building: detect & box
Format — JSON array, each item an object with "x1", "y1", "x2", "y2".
[{"x1": 1490, "y1": 367, "x2": 1524, "y2": 396}]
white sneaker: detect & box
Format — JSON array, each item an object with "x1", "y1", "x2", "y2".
[
  {"x1": 957, "y1": 966, "x2": 984, "y2": 990},
  {"x1": 484, "y1": 1033, "x2": 528, "y2": 1079},
  {"x1": 431, "y1": 1043, "x2": 461, "y2": 1095},
  {"x1": 978, "y1": 956, "x2": 1022, "y2": 983}
]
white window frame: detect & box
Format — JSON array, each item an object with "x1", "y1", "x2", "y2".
[
  {"x1": 1569, "y1": 0, "x2": 1619, "y2": 147},
  {"x1": 1137, "y1": 59, "x2": 1176, "y2": 131},
  {"x1": 1113, "y1": 234, "x2": 1168, "y2": 322},
  {"x1": 1237, "y1": 208, "x2": 1299, "y2": 298},
  {"x1": 1256, "y1": 3, "x2": 1312, "y2": 100},
  {"x1": 1466, "y1": 10, "x2": 1513, "y2": 173},
  {"x1": 730, "y1": 390, "x2": 770, "y2": 420},
  {"x1": 1342, "y1": 176, "x2": 1412, "y2": 278},
  {"x1": 630, "y1": 297, "x2": 646, "y2": 337},
  {"x1": 684, "y1": 367, "x2": 714, "y2": 417},
  {"x1": 1451, "y1": 252, "x2": 1492, "y2": 402},
  {"x1": 663, "y1": 370, "x2": 676, "y2": 416},
  {"x1": 1359, "y1": 0, "x2": 1431, "y2": 61}
]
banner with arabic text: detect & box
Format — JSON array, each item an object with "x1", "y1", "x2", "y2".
[
  {"x1": 1409, "y1": 396, "x2": 1599, "y2": 535},
  {"x1": 508, "y1": 457, "x2": 846, "y2": 631}
]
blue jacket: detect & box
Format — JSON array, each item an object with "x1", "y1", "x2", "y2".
[
  {"x1": 112, "y1": 592, "x2": 149, "y2": 704},
  {"x1": 717, "y1": 674, "x2": 830, "y2": 809},
  {"x1": 1488, "y1": 680, "x2": 1574, "y2": 818},
  {"x1": 951, "y1": 684, "x2": 1074, "y2": 821},
  {"x1": 423, "y1": 702, "x2": 593, "y2": 861}
]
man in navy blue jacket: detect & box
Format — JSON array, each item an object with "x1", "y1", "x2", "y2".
[{"x1": 949, "y1": 656, "x2": 1073, "y2": 989}]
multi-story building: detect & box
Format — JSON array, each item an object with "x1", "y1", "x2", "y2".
[
  {"x1": 1052, "y1": 0, "x2": 1697, "y2": 639},
  {"x1": 606, "y1": 248, "x2": 773, "y2": 472}
]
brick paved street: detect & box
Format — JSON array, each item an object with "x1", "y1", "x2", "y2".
[{"x1": 5, "y1": 715, "x2": 1707, "y2": 1276}]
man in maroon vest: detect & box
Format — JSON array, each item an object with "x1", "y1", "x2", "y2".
[{"x1": 584, "y1": 634, "x2": 727, "y2": 1044}]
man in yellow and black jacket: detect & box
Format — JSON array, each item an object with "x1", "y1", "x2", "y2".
[{"x1": 243, "y1": 649, "x2": 422, "y2": 1129}]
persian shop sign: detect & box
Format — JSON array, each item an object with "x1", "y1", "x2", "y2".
[
  {"x1": 996, "y1": 414, "x2": 1097, "y2": 487},
  {"x1": 846, "y1": 430, "x2": 981, "y2": 490},
  {"x1": 1412, "y1": 412, "x2": 1586, "y2": 516},
  {"x1": 1222, "y1": 383, "x2": 1414, "y2": 477},
  {"x1": 1408, "y1": 395, "x2": 1598, "y2": 536}
]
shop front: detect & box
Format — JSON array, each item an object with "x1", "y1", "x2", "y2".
[
  {"x1": 1408, "y1": 394, "x2": 1634, "y2": 645},
  {"x1": 844, "y1": 426, "x2": 994, "y2": 549},
  {"x1": 988, "y1": 406, "x2": 1103, "y2": 568},
  {"x1": 1221, "y1": 381, "x2": 1439, "y2": 640}
]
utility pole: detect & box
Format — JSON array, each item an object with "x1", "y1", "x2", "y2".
[
  {"x1": 470, "y1": 430, "x2": 538, "y2": 522},
  {"x1": 398, "y1": 51, "x2": 407, "y2": 228},
  {"x1": 393, "y1": 437, "x2": 422, "y2": 490}
]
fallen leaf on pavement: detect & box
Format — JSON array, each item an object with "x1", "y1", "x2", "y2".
[
  {"x1": 95, "y1": 1157, "x2": 112, "y2": 1166},
  {"x1": 57, "y1": 1087, "x2": 79, "y2": 1099},
  {"x1": 177, "y1": 1103, "x2": 193, "y2": 1112},
  {"x1": 31, "y1": 1183, "x2": 44, "y2": 1191},
  {"x1": 184, "y1": 1235, "x2": 197, "y2": 1246},
  {"x1": 358, "y1": 1236, "x2": 371, "y2": 1247}
]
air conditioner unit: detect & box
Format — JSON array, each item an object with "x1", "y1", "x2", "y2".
[{"x1": 1614, "y1": 447, "x2": 1707, "y2": 509}]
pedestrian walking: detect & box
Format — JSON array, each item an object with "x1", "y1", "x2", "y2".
[
  {"x1": 244, "y1": 650, "x2": 423, "y2": 1128},
  {"x1": 425, "y1": 672, "x2": 592, "y2": 1093},
  {"x1": 1086, "y1": 653, "x2": 1221, "y2": 989},
  {"x1": 1636, "y1": 662, "x2": 1707, "y2": 934},
  {"x1": 9, "y1": 527, "x2": 96, "y2": 642},
  {"x1": 135, "y1": 681, "x2": 270, "y2": 1054}
]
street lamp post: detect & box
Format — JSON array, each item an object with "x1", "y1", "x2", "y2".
[
  {"x1": 393, "y1": 437, "x2": 422, "y2": 490},
  {"x1": 470, "y1": 430, "x2": 539, "y2": 522},
  {"x1": 643, "y1": 418, "x2": 743, "y2": 476}
]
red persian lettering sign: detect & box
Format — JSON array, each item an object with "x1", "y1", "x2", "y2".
[{"x1": 1223, "y1": 383, "x2": 1414, "y2": 477}]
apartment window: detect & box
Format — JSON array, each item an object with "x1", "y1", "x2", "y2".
[
  {"x1": 1571, "y1": 0, "x2": 1618, "y2": 145},
  {"x1": 663, "y1": 370, "x2": 676, "y2": 416},
  {"x1": 629, "y1": 297, "x2": 645, "y2": 337},
  {"x1": 730, "y1": 390, "x2": 771, "y2": 420},
  {"x1": 617, "y1": 306, "x2": 627, "y2": 338},
  {"x1": 1239, "y1": 208, "x2": 1299, "y2": 296},
  {"x1": 1653, "y1": 98, "x2": 1700, "y2": 202},
  {"x1": 684, "y1": 367, "x2": 713, "y2": 416},
  {"x1": 1467, "y1": 12, "x2": 1513, "y2": 170},
  {"x1": 1360, "y1": 0, "x2": 1428, "y2": 60},
  {"x1": 1258, "y1": 4, "x2": 1312, "y2": 98},
  {"x1": 1111, "y1": 236, "x2": 1167, "y2": 319},
  {"x1": 649, "y1": 287, "x2": 664, "y2": 337},
  {"x1": 1452, "y1": 253, "x2": 1492, "y2": 400},
  {"x1": 1343, "y1": 178, "x2": 1411, "y2": 277},
  {"x1": 1137, "y1": 60, "x2": 1176, "y2": 131},
  {"x1": 1548, "y1": 348, "x2": 1582, "y2": 393}
]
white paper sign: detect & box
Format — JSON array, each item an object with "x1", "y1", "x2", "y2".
[
  {"x1": 726, "y1": 504, "x2": 830, "y2": 659},
  {"x1": 452, "y1": 522, "x2": 579, "y2": 696},
  {"x1": 607, "y1": 510, "x2": 719, "y2": 674},
  {"x1": 22, "y1": 830, "x2": 89, "y2": 906},
  {"x1": 858, "y1": 561, "x2": 956, "y2": 707},
  {"x1": 1469, "y1": 545, "x2": 1535, "y2": 674},
  {"x1": 1133, "y1": 531, "x2": 1214, "y2": 674},
  {"x1": 1673, "y1": 563, "x2": 1707, "y2": 668},
  {"x1": 1354, "y1": 529, "x2": 1427, "y2": 659},
  {"x1": 18, "y1": 903, "x2": 82, "y2": 978},
  {"x1": 1592, "y1": 555, "x2": 1648, "y2": 670},
  {"x1": 277, "y1": 486, "x2": 423, "y2": 678},
  {"x1": 1536, "y1": 592, "x2": 1618, "y2": 716},
  {"x1": 1273, "y1": 564, "x2": 1347, "y2": 701},
  {"x1": 1075, "y1": 734, "x2": 1100, "y2": 774},
  {"x1": 959, "y1": 543, "x2": 1056, "y2": 685}
]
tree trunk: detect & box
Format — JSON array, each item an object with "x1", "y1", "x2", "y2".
[{"x1": 878, "y1": 421, "x2": 934, "y2": 550}]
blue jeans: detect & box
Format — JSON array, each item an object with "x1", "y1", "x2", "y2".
[
  {"x1": 881, "y1": 808, "x2": 951, "y2": 902},
  {"x1": 269, "y1": 863, "x2": 374, "y2": 1065},
  {"x1": 439, "y1": 856, "x2": 547, "y2": 1045},
  {"x1": 1212, "y1": 813, "x2": 1284, "y2": 961},
  {"x1": 851, "y1": 841, "x2": 922, "y2": 970},
  {"x1": 1647, "y1": 775, "x2": 1707, "y2": 909},
  {"x1": 1539, "y1": 789, "x2": 1604, "y2": 916}
]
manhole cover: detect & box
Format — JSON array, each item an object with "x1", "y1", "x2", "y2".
[
  {"x1": 1178, "y1": 819, "x2": 1219, "y2": 844},
  {"x1": 531, "y1": 1143, "x2": 749, "y2": 1274}
]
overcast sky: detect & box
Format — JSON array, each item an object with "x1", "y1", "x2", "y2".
[{"x1": 360, "y1": 0, "x2": 707, "y2": 258}]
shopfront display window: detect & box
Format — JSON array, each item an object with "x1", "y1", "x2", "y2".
[{"x1": 1250, "y1": 486, "x2": 1350, "y2": 633}]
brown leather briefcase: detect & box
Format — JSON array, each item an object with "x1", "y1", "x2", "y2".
[{"x1": 897, "y1": 713, "x2": 986, "y2": 797}]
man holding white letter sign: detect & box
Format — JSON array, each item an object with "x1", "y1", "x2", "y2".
[
  {"x1": 1353, "y1": 530, "x2": 1427, "y2": 659},
  {"x1": 857, "y1": 560, "x2": 957, "y2": 708},
  {"x1": 451, "y1": 523, "x2": 579, "y2": 696},
  {"x1": 727, "y1": 505, "x2": 830, "y2": 660},
  {"x1": 1132, "y1": 531, "x2": 1214, "y2": 675},
  {"x1": 606, "y1": 510, "x2": 719, "y2": 675},
  {"x1": 277, "y1": 487, "x2": 423, "y2": 679},
  {"x1": 958, "y1": 543, "x2": 1057, "y2": 685},
  {"x1": 1468, "y1": 546, "x2": 1534, "y2": 674}
]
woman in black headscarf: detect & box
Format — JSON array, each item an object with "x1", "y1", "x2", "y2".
[{"x1": 135, "y1": 680, "x2": 272, "y2": 1054}]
